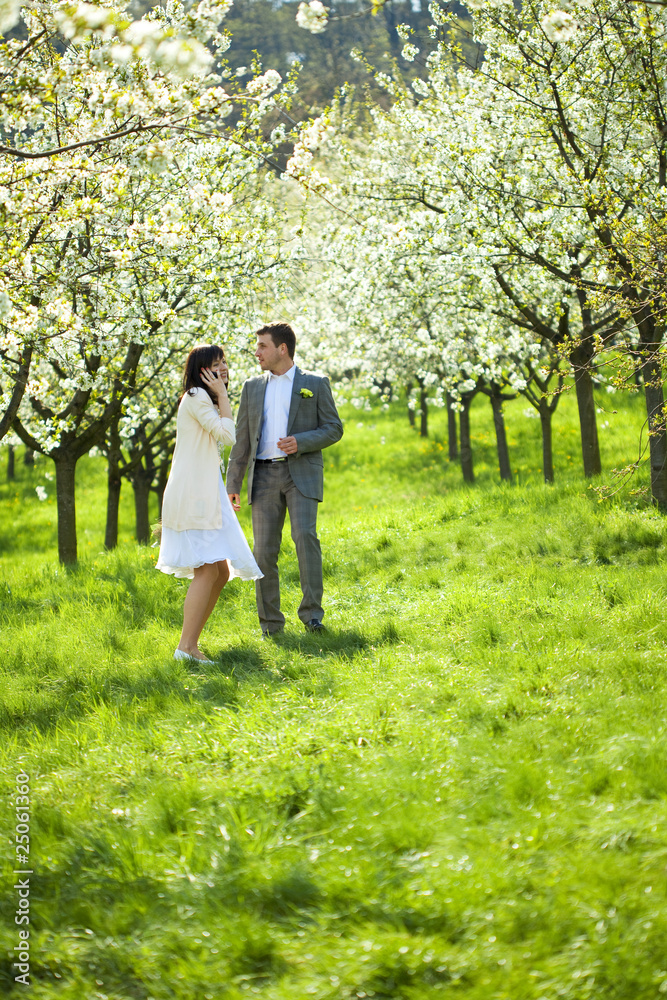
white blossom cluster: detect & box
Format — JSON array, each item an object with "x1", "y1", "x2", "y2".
[
  {"x1": 0, "y1": 0, "x2": 298, "y2": 469},
  {"x1": 295, "y1": 0, "x2": 329, "y2": 34},
  {"x1": 540, "y1": 9, "x2": 580, "y2": 41},
  {"x1": 0, "y1": 0, "x2": 19, "y2": 33},
  {"x1": 401, "y1": 43, "x2": 420, "y2": 63},
  {"x1": 290, "y1": 0, "x2": 667, "y2": 483},
  {"x1": 52, "y1": 2, "x2": 213, "y2": 77},
  {"x1": 246, "y1": 69, "x2": 282, "y2": 96},
  {"x1": 285, "y1": 116, "x2": 335, "y2": 192}
]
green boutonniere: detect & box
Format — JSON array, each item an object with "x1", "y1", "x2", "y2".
[{"x1": 299, "y1": 388, "x2": 313, "y2": 398}]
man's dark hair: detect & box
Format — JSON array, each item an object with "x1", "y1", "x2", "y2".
[{"x1": 256, "y1": 322, "x2": 296, "y2": 359}]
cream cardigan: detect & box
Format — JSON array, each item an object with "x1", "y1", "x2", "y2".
[{"x1": 161, "y1": 388, "x2": 236, "y2": 532}]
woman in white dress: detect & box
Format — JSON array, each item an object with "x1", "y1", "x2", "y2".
[{"x1": 157, "y1": 344, "x2": 262, "y2": 663}]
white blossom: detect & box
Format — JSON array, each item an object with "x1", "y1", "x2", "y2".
[
  {"x1": 286, "y1": 142, "x2": 314, "y2": 178},
  {"x1": 0, "y1": 0, "x2": 20, "y2": 33},
  {"x1": 210, "y1": 191, "x2": 233, "y2": 214},
  {"x1": 541, "y1": 10, "x2": 579, "y2": 42},
  {"x1": 246, "y1": 69, "x2": 282, "y2": 96},
  {"x1": 412, "y1": 78, "x2": 431, "y2": 97},
  {"x1": 295, "y1": 0, "x2": 329, "y2": 34},
  {"x1": 300, "y1": 117, "x2": 334, "y2": 151},
  {"x1": 54, "y1": 2, "x2": 114, "y2": 41}
]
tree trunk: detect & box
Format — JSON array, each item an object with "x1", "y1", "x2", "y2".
[
  {"x1": 490, "y1": 394, "x2": 512, "y2": 482},
  {"x1": 642, "y1": 351, "x2": 667, "y2": 509},
  {"x1": 7, "y1": 445, "x2": 15, "y2": 481},
  {"x1": 382, "y1": 0, "x2": 401, "y2": 58},
  {"x1": 459, "y1": 399, "x2": 474, "y2": 483},
  {"x1": 632, "y1": 308, "x2": 667, "y2": 507},
  {"x1": 539, "y1": 402, "x2": 554, "y2": 483},
  {"x1": 133, "y1": 474, "x2": 152, "y2": 545},
  {"x1": 446, "y1": 394, "x2": 458, "y2": 460},
  {"x1": 419, "y1": 387, "x2": 428, "y2": 438},
  {"x1": 572, "y1": 365, "x2": 601, "y2": 477},
  {"x1": 569, "y1": 340, "x2": 601, "y2": 477},
  {"x1": 105, "y1": 422, "x2": 122, "y2": 550},
  {"x1": 24, "y1": 448, "x2": 34, "y2": 467},
  {"x1": 406, "y1": 382, "x2": 415, "y2": 427},
  {"x1": 54, "y1": 453, "x2": 78, "y2": 564},
  {"x1": 105, "y1": 468, "x2": 122, "y2": 550},
  {"x1": 154, "y1": 458, "x2": 170, "y2": 518}
]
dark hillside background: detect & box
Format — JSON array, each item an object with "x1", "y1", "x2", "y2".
[
  {"x1": 128, "y1": 1, "x2": 473, "y2": 116},
  {"x1": 224, "y1": 0, "x2": 444, "y2": 110}
]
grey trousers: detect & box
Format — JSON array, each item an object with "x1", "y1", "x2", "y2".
[{"x1": 251, "y1": 462, "x2": 323, "y2": 631}]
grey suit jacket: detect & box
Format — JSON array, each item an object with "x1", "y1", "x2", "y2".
[{"x1": 226, "y1": 366, "x2": 344, "y2": 503}]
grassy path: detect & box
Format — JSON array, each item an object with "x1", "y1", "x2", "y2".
[{"x1": 1, "y1": 394, "x2": 666, "y2": 999}]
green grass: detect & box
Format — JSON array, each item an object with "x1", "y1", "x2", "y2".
[{"x1": 1, "y1": 387, "x2": 666, "y2": 999}]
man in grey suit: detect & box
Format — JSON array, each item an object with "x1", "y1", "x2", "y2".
[{"x1": 227, "y1": 322, "x2": 343, "y2": 636}]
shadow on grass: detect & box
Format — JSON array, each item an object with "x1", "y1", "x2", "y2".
[
  {"x1": 0, "y1": 657, "x2": 251, "y2": 733},
  {"x1": 211, "y1": 626, "x2": 382, "y2": 670},
  {"x1": 209, "y1": 646, "x2": 267, "y2": 674},
  {"x1": 200, "y1": 627, "x2": 391, "y2": 697},
  {"x1": 268, "y1": 626, "x2": 394, "y2": 658},
  {"x1": 281, "y1": 627, "x2": 368, "y2": 652},
  {"x1": 0, "y1": 621, "x2": 400, "y2": 733},
  {"x1": 191, "y1": 645, "x2": 289, "y2": 701}
]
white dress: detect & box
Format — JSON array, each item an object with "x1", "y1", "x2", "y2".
[{"x1": 156, "y1": 472, "x2": 262, "y2": 581}]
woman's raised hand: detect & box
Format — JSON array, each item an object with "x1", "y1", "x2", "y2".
[{"x1": 200, "y1": 365, "x2": 228, "y2": 401}]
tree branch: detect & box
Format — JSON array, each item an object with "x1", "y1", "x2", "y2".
[{"x1": 0, "y1": 343, "x2": 33, "y2": 442}]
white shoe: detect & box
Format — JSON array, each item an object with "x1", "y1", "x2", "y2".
[{"x1": 173, "y1": 648, "x2": 214, "y2": 664}]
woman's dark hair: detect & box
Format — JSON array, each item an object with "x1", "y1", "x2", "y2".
[{"x1": 181, "y1": 344, "x2": 227, "y2": 403}]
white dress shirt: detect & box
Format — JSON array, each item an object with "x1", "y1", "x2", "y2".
[{"x1": 256, "y1": 364, "x2": 296, "y2": 460}]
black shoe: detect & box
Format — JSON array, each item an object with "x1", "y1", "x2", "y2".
[{"x1": 305, "y1": 619, "x2": 326, "y2": 633}]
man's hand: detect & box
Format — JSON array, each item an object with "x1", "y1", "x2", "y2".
[
  {"x1": 277, "y1": 436, "x2": 298, "y2": 455},
  {"x1": 228, "y1": 493, "x2": 240, "y2": 512}
]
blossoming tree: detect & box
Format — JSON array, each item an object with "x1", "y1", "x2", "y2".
[
  {"x1": 0, "y1": 0, "x2": 294, "y2": 561},
  {"x1": 291, "y1": 0, "x2": 666, "y2": 500}
]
